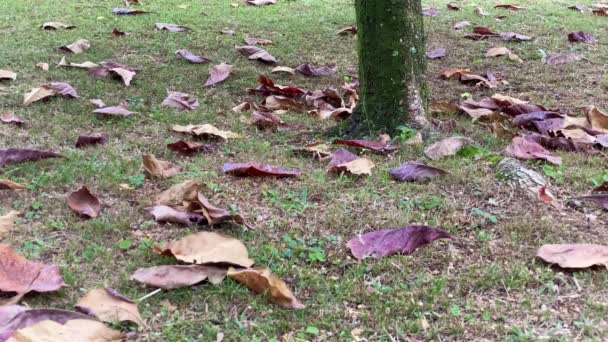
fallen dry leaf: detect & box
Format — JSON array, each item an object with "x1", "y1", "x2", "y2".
[
  {"x1": 221, "y1": 29, "x2": 235, "y2": 35},
  {"x1": 440, "y1": 68, "x2": 471, "y2": 79},
  {"x1": 172, "y1": 124, "x2": 240, "y2": 140},
  {"x1": 93, "y1": 105, "x2": 137, "y2": 118},
  {"x1": 337, "y1": 25, "x2": 357, "y2": 35},
  {"x1": 131, "y1": 265, "x2": 227, "y2": 289},
  {"x1": 145, "y1": 205, "x2": 204, "y2": 226},
  {"x1": 143, "y1": 154, "x2": 183, "y2": 178},
  {"x1": 583, "y1": 105, "x2": 608, "y2": 132},
  {"x1": 0, "y1": 244, "x2": 64, "y2": 303},
  {"x1": 505, "y1": 136, "x2": 562, "y2": 165},
  {"x1": 251, "y1": 111, "x2": 294, "y2": 130},
  {"x1": 75, "y1": 288, "x2": 144, "y2": 326},
  {"x1": 112, "y1": 7, "x2": 150, "y2": 15},
  {"x1": 569, "y1": 5, "x2": 591, "y2": 11},
  {"x1": 347, "y1": 225, "x2": 451, "y2": 260},
  {"x1": 250, "y1": 75, "x2": 305, "y2": 97},
  {"x1": 424, "y1": 136, "x2": 473, "y2": 160},
  {"x1": 236, "y1": 45, "x2": 277, "y2": 64},
  {"x1": 59, "y1": 39, "x2": 90, "y2": 54},
  {"x1": 75, "y1": 132, "x2": 110, "y2": 148},
  {"x1": 326, "y1": 149, "x2": 374, "y2": 176},
  {"x1": 389, "y1": 162, "x2": 448, "y2": 182},
  {"x1": 422, "y1": 7, "x2": 439, "y2": 16},
  {"x1": 499, "y1": 32, "x2": 531, "y2": 41},
  {"x1": 156, "y1": 22, "x2": 191, "y2": 32},
  {"x1": 204, "y1": 63, "x2": 233, "y2": 86},
  {"x1": 332, "y1": 139, "x2": 398, "y2": 154},
  {"x1": 167, "y1": 140, "x2": 215, "y2": 155},
  {"x1": 0, "y1": 70, "x2": 17, "y2": 81},
  {"x1": 155, "y1": 231, "x2": 254, "y2": 268},
  {"x1": 474, "y1": 6, "x2": 489, "y2": 15},
  {"x1": 537, "y1": 244, "x2": 608, "y2": 268},
  {"x1": 89, "y1": 99, "x2": 106, "y2": 108},
  {"x1": 109, "y1": 67, "x2": 135, "y2": 86},
  {"x1": 67, "y1": 186, "x2": 101, "y2": 218},
  {"x1": 426, "y1": 48, "x2": 446, "y2": 59},
  {"x1": 568, "y1": 31, "x2": 596, "y2": 43},
  {"x1": 36, "y1": 63, "x2": 49, "y2": 71},
  {"x1": 222, "y1": 162, "x2": 301, "y2": 177},
  {"x1": 192, "y1": 194, "x2": 247, "y2": 226},
  {"x1": 228, "y1": 267, "x2": 305, "y2": 309},
  {"x1": 271, "y1": 66, "x2": 296, "y2": 75},
  {"x1": 453, "y1": 20, "x2": 471, "y2": 30},
  {"x1": 154, "y1": 180, "x2": 201, "y2": 205},
  {"x1": 1, "y1": 113, "x2": 24, "y2": 126},
  {"x1": 293, "y1": 143, "x2": 332, "y2": 159},
  {"x1": 0, "y1": 179, "x2": 26, "y2": 191},
  {"x1": 0, "y1": 211, "x2": 19, "y2": 239},
  {"x1": 447, "y1": 3, "x2": 460, "y2": 10},
  {"x1": 162, "y1": 91, "x2": 199, "y2": 111},
  {"x1": 175, "y1": 49, "x2": 211, "y2": 64},
  {"x1": 23, "y1": 82, "x2": 78, "y2": 105},
  {"x1": 112, "y1": 27, "x2": 128, "y2": 36},
  {"x1": 544, "y1": 52, "x2": 582, "y2": 65},
  {"x1": 579, "y1": 194, "x2": 608, "y2": 210},
  {"x1": 295, "y1": 64, "x2": 338, "y2": 77},
  {"x1": 485, "y1": 46, "x2": 523, "y2": 63},
  {"x1": 0, "y1": 308, "x2": 100, "y2": 341},
  {"x1": 8, "y1": 318, "x2": 124, "y2": 342},
  {"x1": 246, "y1": 0, "x2": 276, "y2": 5},
  {"x1": 0, "y1": 148, "x2": 62, "y2": 167},
  {"x1": 494, "y1": 4, "x2": 526, "y2": 10},
  {"x1": 40, "y1": 22, "x2": 75, "y2": 30}
]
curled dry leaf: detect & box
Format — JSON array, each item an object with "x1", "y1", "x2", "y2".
[
  {"x1": 426, "y1": 48, "x2": 446, "y2": 59},
  {"x1": 1, "y1": 113, "x2": 24, "y2": 126},
  {"x1": 112, "y1": 8, "x2": 149, "y2": 15},
  {"x1": 332, "y1": 139, "x2": 398, "y2": 154},
  {"x1": 145, "y1": 205, "x2": 204, "y2": 226},
  {"x1": 57, "y1": 57, "x2": 99, "y2": 69},
  {"x1": 175, "y1": 49, "x2": 211, "y2": 64},
  {"x1": 143, "y1": 154, "x2": 183, "y2": 178},
  {"x1": 7, "y1": 318, "x2": 124, "y2": 341},
  {"x1": 162, "y1": 91, "x2": 199, "y2": 111},
  {"x1": 337, "y1": 25, "x2": 357, "y2": 35},
  {"x1": 204, "y1": 63, "x2": 233, "y2": 86},
  {"x1": 293, "y1": 143, "x2": 332, "y2": 159},
  {"x1": 244, "y1": 37, "x2": 273, "y2": 45},
  {"x1": 249, "y1": 75, "x2": 305, "y2": 97},
  {"x1": 447, "y1": 3, "x2": 460, "y2": 10},
  {"x1": 221, "y1": 29, "x2": 235, "y2": 35},
  {"x1": 474, "y1": 6, "x2": 489, "y2": 15},
  {"x1": 326, "y1": 149, "x2": 374, "y2": 176},
  {"x1": 0, "y1": 148, "x2": 62, "y2": 168},
  {"x1": 222, "y1": 162, "x2": 301, "y2": 177},
  {"x1": 569, "y1": 5, "x2": 591, "y2": 11},
  {"x1": 67, "y1": 186, "x2": 101, "y2": 218},
  {"x1": 424, "y1": 136, "x2": 473, "y2": 160},
  {"x1": 494, "y1": 4, "x2": 526, "y2": 10},
  {"x1": 236, "y1": 45, "x2": 277, "y2": 64},
  {"x1": 228, "y1": 267, "x2": 305, "y2": 309},
  {"x1": 172, "y1": 124, "x2": 240, "y2": 140},
  {"x1": 485, "y1": 47, "x2": 523, "y2": 63},
  {"x1": 40, "y1": 22, "x2": 75, "y2": 30},
  {"x1": 0, "y1": 179, "x2": 26, "y2": 191},
  {"x1": 59, "y1": 39, "x2": 90, "y2": 54},
  {"x1": 36, "y1": 63, "x2": 49, "y2": 71},
  {"x1": 251, "y1": 111, "x2": 294, "y2": 130},
  {"x1": 155, "y1": 231, "x2": 254, "y2": 268},
  {"x1": 271, "y1": 66, "x2": 296, "y2": 75},
  {"x1": 75, "y1": 288, "x2": 144, "y2": 326},
  {"x1": 0, "y1": 70, "x2": 17, "y2": 81},
  {"x1": 537, "y1": 244, "x2": 608, "y2": 268},
  {"x1": 295, "y1": 64, "x2": 338, "y2": 77},
  {"x1": 389, "y1": 162, "x2": 448, "y2": 182},
  {"x1": 347, "y1": 225, "x2": 451, "y2": 260},
  {"x1": 583, "y1": 105, "x2": 608, "y2": 132},
  {"x1": 154, "y1": 180, "x2": 200, "y2": 205},
  {"x1": 167, "y1": 140, "x2": 215, "y2": 155},
  {"x1": 109, "y1": 67, "x2": 135, "y2": 86},
  {"x1": 568, "y1": 31, "x2": 596, "y2": 44},
  {"x1": 0, "y1": 244, "x2": 64, "y2": 302},
  {"x1": 131, "y1": 265, "x2": 227, "y2": 289},
  {"x1": 112, "y1": 27, "x2": 128, "y2": 36},
  {"x1": 453, "y1": 20, "x2": 471, "y2": 30},
  {"x1": 23, "y1": 82, "x2": 78, "y2": 105},
  {"x1": 0, "y1": 307, "x2": 98, "y2": 341},
  {"x1": 593, "y1": 182, "x2": 608, "y2": 193},
  {"x1": 0, "y1": 211, "x2": 19, "y2": 239},
  {"x1": 75, "y1": 132, "x2": 110, "y2": 148},
  {"x1": 500, "y1": 32, "x2": 531, "y2": 41},
  {"x1": 156, "y1": 23, "x2": 191, "y2": 32},
  {"x1": 505, "y1": 136, "x2": 562, "y2": 165},
  {"x1": 193, "y1": 193, "x2": 246, "y2": 226},
  {"x1": 93, "y1": 105, "x2": 137, "y2": 117},
  {"x1": 440, "y1": 68, "x2": 470, "y2": 79},
  {"x1": 246, "y1": 0, "x2": 277, "y2": 5}
]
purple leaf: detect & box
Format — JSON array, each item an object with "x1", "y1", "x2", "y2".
[
  {"x1": 347, "y1": 225, "x2": 451, "y2": 260},
  {"x1": 389, "y1": 162, "x2": 448, "y2": 182},
  {"x1": 295, "y1": 64, "x2": 338, "y2": 77},
  {"x1": 0, "y1": 148, "x2": 62, "y2": 167},
  {"x1": 568, "y1": 31, "x2": 596, "y2": 44}
]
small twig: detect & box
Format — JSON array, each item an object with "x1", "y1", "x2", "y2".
[{"x1": 137, "y1": 288, "x2": 162, "y2": 302}]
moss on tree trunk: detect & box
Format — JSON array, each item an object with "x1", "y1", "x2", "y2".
[{"x1": 352, "y1": 0, "x2": 428, "y2": 136}]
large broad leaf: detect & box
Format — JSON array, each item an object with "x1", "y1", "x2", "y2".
[
  {"x1": 222, "y1": 162, "x2": 301, "y2": 177},
  {"x1": 0, "y1": 244, "x2": 64, "y2": 303},
  {"x1": 236, "y1": 45, "x2": 277, "y2": 64},
  {"x1": 424, "y1": 136, "x2": 473, "y2": 160},
  {"x1": 537, "y1": 244, "x2": 608, "y2": 268},
  {"x1": 172, "y1": 124, "x2": 240, "y2": 140},
  {"x1": 568, "y1": 31, "x2": 596, "y2": 43},
  {"x1": 228, "y1": 267, "x2": 305, "y2": 309},
  {"x1": 389, "y1": 162, "x2": 448, "y2": 182},
  {"x1": 295, "y1": 64, "x2": 338, "y2": 77},
  {"x1": 203, "y1": 63, "x2": 233, "y2": 86},
  {"x1": 155, "y1": 23, "x2": 191, "y2": 32},
  {"x1": 57, "y1": 57, "x2": 99, "y2": 69},
  {"x1": 154, "y1": 180, "x2": 201, "y2": 205},
  {"x1": 347, "y1": 225, "x2": 451, "y2": 260},
  {"x1": 75, "y1": 288, "x2": 144, "y2": 326},
  {"x1": 145, "y1": 205, "x2": 205, "y2": 226},
  {"x1": 7, "y1": 319, "x2": 123, "y2": 341},
  {"x1": 67, "y1": 186, "x2": 101, "y2": 218},
  {"x1": 23, "y1": 82, "x2": 78, "y2": 105},
  {"x1": 161, "y1": 91, "x2": 199, "y2": 111},
  {"x1": 175, "y1": 49, "x2": 211, "y2": 64},
  {"x1": 0, "y1": 308, "x2": 97, "y2": 341},
  {"x1": 131, "y1": 265, "x2": 227, "y2": 289},
  {"x1": 142, "y1": 154, "x2": 183, "y2": 178},
  {"x1": 505, "y1": 136, "x2": 562, "y2": 165},
  {"x1": 155, "y1": 232, "x2": 254, "y2": 268},
  {"x1": 0, "y1": 148, "x2": 62, "y2": 167},
  {"x1": 422, "y1": 7, "x2": 439, "y2": 16}
]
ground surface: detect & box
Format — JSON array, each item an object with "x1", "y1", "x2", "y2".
[{"x1": 1, "y1": 0, "x2": 608, "y2": 341}]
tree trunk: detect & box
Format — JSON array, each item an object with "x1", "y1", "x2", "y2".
[{"x1": 352, "y1": 0, "x2": 428, "y2": 136}]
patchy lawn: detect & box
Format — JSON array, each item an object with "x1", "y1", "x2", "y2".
[{"x1": 1, "y1": 0, "x2": 607, "y2": 340}]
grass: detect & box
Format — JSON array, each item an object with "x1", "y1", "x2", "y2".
[{"x1": 1, "y1": 0, "x2": 608, "y2": 340}]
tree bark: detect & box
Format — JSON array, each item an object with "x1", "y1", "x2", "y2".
[{"x1": 352, "y1": 0, "x2": 428, "y2": 136}]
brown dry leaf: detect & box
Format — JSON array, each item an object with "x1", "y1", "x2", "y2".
[
  {"x1": 231, "y1": 101, "x2": 258, "y2": 112},
  {"x1": 109, "y1": 67, "x2": 135, "y2": 86},
  {"x1": 459, "y1": 74, "x2": 498, "y2": 89},
  {"x1": 145, "y1": 205, "x2": 204, "y2": 226},
  {"x1": 93, "y1": 105, "x2": 137, "y2": 118},
  {"x1": 244, "y1": 37, "x2": 273, "y2": 45},
  {"x1": 474, "y1": 6, "x2": 488, "y2": 15},
  {"x1": 40, "y1": 22, "x2": 75, "y2": 30},
  {"x1": 583, "y1": 105, "x2": 608, "y2": 132},
  {"x1": 172, "y1": 124, "x2": 240, "y2": 140},
  {"x1": 59, "y1": 39, "x2": 90, "y2": 54},
  {"x1": 0, "y1": 148, "x2": 63, "y2": 168},
  {"x1": 75, "y1": 288, "x2": 144, "y2": 326},
  {"x1": 222, "y1": 162, "x2": 302, "y2": 178},
  {"x1": 293, "y1": 143, "x2": 332, "y2": 159},
  {"x1": 447, "y1": 3, "x2": 460, "y2": 10},
  {"x1": 424, "y1": 136, "x2": 473, "y2": 160},
  {"x1": 544, "y1": 52, "x2": 582, "y2": 65},
  {"x1": 36, "y1": 63, "x2": 49, "y2": 71},
  {"x1": 246, "y1": 0, "x2": 276, "y2": 5},
  {"x1": 0, "y1": 179, "x2": 26, "y2": 191},
  {"x1": 67, "y1": 186, "x2": 101, "y2": 218},
  {"x1": 112, "y1": 27, "x2": 128, "y2": 36},
  {"x1": 0, "y1": 70, "x2": 17, "y2": 81},
  {"x1": 228, "y1": 267, "x2": 305, "y2": 309},
  {"x1": 131, "y1": 265, "x2": 227, "y2": 289},
  {"x1": 167, "y1": 140, "x2": 215, "y2": 155},
  {"x1": 194, "y1": 194, "x2": 247, "y2": 226},
  {"x1": 175, "y1": 49, "x2": 211, "y2": 64},
  {"x1": 236, "y1": 45, "x2": 277, "y2": 64},
  {"x1": 334, "y1": 158, "x2": 375, "y2": 176},
  {"x1": 143, "y1": 154, "x2": 183, "y2": 178},
  {"x1": 495, "y1": 4, "x2": 526, "y2": 10},
  {"x1": 271, "y1": 66, "x2": 296, "y2": 75},
  {"x1": 1, "y1": 113, "x2": 25, "y2": 126},
  {"x1": 204, "y1": 63, "x2": 233, "y2": 87},
  {"x1": 505, "y1": 136, "x2": 562, "y2": 165},
  {"x1": 453, "y1": 20, "x2": 471, "y2": 30},
  {"x1": 537, "y1": 244, "x2": 608, "y2": 268},
  {"x1": 162, "y1": 91, "x2": 199, "y2": 111},
  {"x1": 23, "y1": 82, "x2": 78, "y2": 105},
  {"x1": 155, "y1": 232, "x2": 254, "y2": 267},
  {"x1": 155, "y1": 23, "x2": 191, "y2": 32},
  {"x1": 492, "y1": 93, "x2": 528, "y2": 106},
  {"x1": 485, "y1": 47, "x2": 523, "y2": 63},
  {"x1": 0, "y1": 211, "x2": 19, "y2": 239},
  {"x1": 440, "y1": 68, "x2": 470, "y2": 79},
  {"x1": 57, "y1": 57, "x2": 99, "y2": 69},
  {"x1": 75, "y1": 132, "x2": 110, "y2": 148},
  {"x1": 8, "y1": 319, "x2": 124, "y2": 342},
  {"x1": 154, "y1": 180, "x2": 201, "y2": 205},
  {"x1": 337, "y1": 25, "x2": 357, "y2": 35}
]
